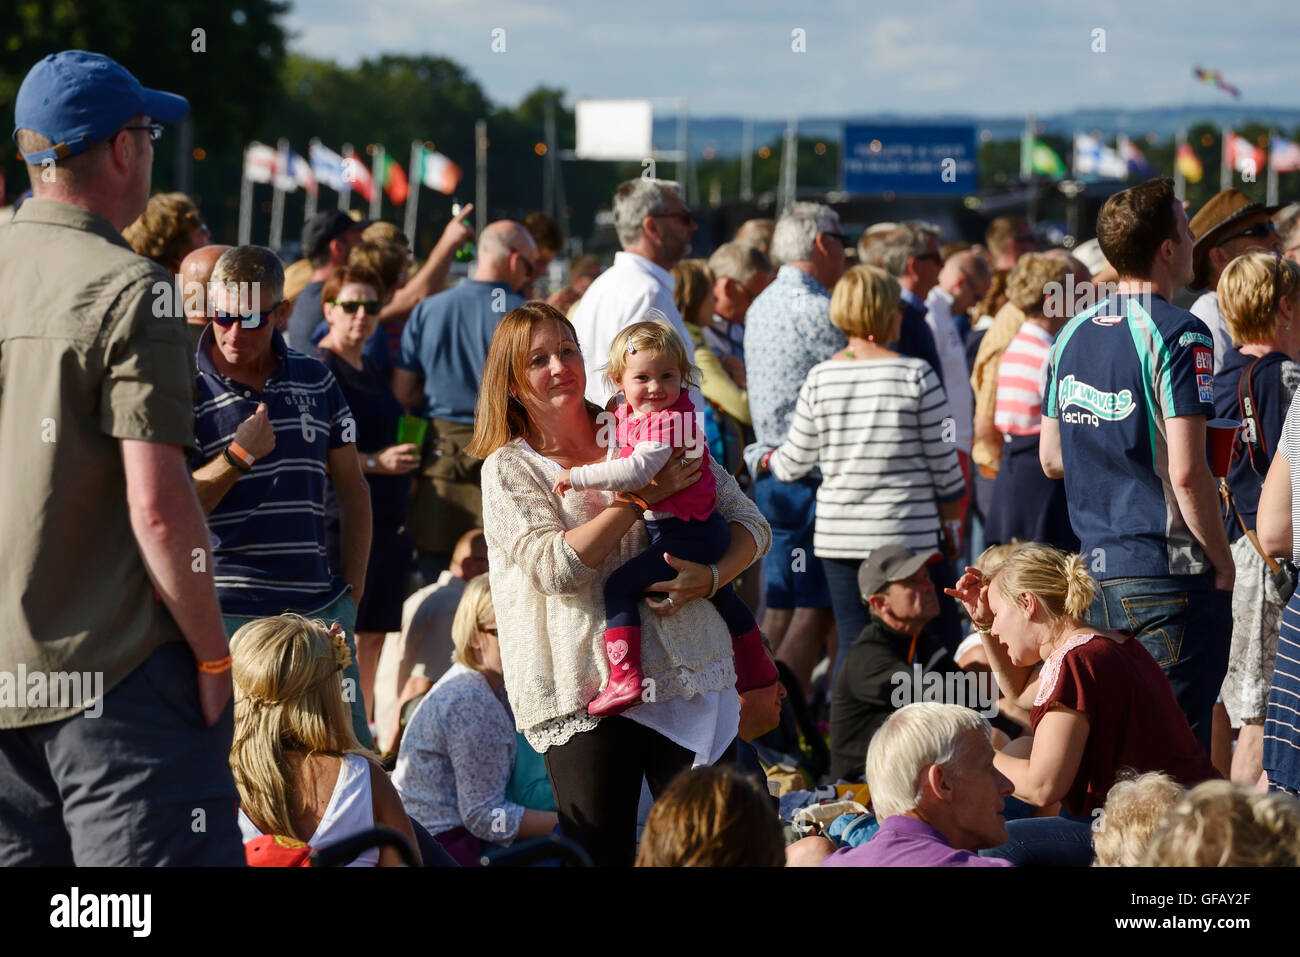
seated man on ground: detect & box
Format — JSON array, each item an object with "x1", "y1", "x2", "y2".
[
  {"x1": 792, "y1": 702, "x2": 1015, "y2": 866},
  {"x1": 831, "y1": 546, "x2": 997, "y2": 782}
]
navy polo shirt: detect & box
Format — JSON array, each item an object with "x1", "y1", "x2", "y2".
[
  {"x1": 396, "y1": 279, "x2": 523, "y2": 424},
  {"x1": 1043, "y1": 292, "x2": 1215, "y2": 579},
  {"x1": 191, "y1": 325, "x2": 354, "y2": 617}
]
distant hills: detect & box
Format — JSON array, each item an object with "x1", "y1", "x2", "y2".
[{"x1": 655, "y1": 105, "x2": 1300, "y2": 156}]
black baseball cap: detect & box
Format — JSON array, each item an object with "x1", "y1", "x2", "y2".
[
  {"x1": 857, "y1": 545, "x2": 935, "y2": 602},
  {"x1": 302, "y1": 210, "x2": 371, "y2": 261}
]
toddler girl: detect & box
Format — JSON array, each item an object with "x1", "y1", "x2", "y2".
[{"x1": 552, "y1": 319, "x2": 776, "y2": 716}]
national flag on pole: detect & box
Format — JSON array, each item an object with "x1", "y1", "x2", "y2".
[
  {"x1": 1270, "y1": 135, "x2": 1300, "y2": 174},
  {"x1": 1031, "y1": 141, "x2": 1066, "y2": 180},
  {"x1": 1175, "y1": 143, "x2": 1204, "y2": 184},
  {"x1": 1225, "y1": 131, "x2": 1266, "y2": 178},
  {"x1": 1193, "y1": 67, "x2": 1241, "y2": 99},
  {"x1": 289, "y1": 150, "x2": 317, "y2": 196},
  {"x1": 379, "y1": 153, "x2": 409, "y2": 205},
  {"x1": 417, "y1": 148, "x2": 463, "y2": 194},
  {"x1": 1117, "y1": 135, "x2": 1157, "y2": 178},
  {"x1": 309, "y1": 142, "x2": 349, "y2": 192},
  {"x1": 244, "y1": 142, "x2": 278, "y2": 184},
  {"x1": 273, "y1": 144, "x2": 298, "y2": 193},
  {"x1": 1073, "y1": 133, "x2": 1127, "y2": 179},
  {"x1": 343, "y1": 152, "x2": 375, "y2": 203}
]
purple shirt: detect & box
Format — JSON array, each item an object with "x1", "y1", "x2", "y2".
[{"x1": 820, "y1": 815, "x2": 1015, "y2": 867}]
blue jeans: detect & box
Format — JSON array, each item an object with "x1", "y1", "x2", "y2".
[
  {"x1": 753, "y1": 473, "x2": 831, "y2": 609},
  {"x1": 979, "y1": 815, "x2": 1094, "y2": 867},
  {"x1": 223, "y1": 591, "x2": 374, "y2": 750},
  {"x1": 1088, "y1": 573, "x2": 1231, "y2": 757}
]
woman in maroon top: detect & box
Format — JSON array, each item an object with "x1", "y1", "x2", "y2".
[{"x1": 948, "y1": 544, "x2": 1217, "y2": 817}]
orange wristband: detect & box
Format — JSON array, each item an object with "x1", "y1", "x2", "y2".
[
  {"x1": 197, "y1": 655, "x2": 232, "y2": 674},
  {"x1": 227, "y1": 441, "x2": 255, "y2": 468}
]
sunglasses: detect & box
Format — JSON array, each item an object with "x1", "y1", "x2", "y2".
[
  {"x1": 821, "y1": 231, "x2": 848, "y2": 246},
  {"x1": 211, "y1": 302, "x2": 283, "y2": 330},
  {"x1": 510, "y1": 250, "x2": 537, "y2": 279},
  {"x1": 118, "y1": 123, "x2": 164, "y2": 144},
  {"x1": 329, "y1": 299, "x2": 381, "y2": 314},
  {"x1": 1218, "y1": 221, "x2": 1278, "y2": 246},
  {"x1": 653, "y1": 211, "x2": 695, "y2": 226}
]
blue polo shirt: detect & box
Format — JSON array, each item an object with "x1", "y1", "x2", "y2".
[
  {"x1": 191, "y1": 325, "x2": 354, "y2": 616},
  {"x1": 1043, "y1": 292, "x2": 1215, "y2": 580},
  {"x1": 396, "y1": 279, "x2": 523, "y2": 424}
]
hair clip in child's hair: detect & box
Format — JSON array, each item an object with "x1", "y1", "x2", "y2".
[{"x1": 626, "y1": 342, "x2": 637, "y2": 355}]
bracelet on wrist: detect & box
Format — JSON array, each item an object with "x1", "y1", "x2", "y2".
[
  {"x1": 707, "y1": 563, "x2": 720, "y2": 599},
  {"x1": 222, "y1": 447, "x2": 252, "y2": 473},
  {"x1": 197, "y1": 654, "x2": 232, "y2": 675},
  {"x1": 617, "y1": 492, "x2": 650, "y2": 514}
]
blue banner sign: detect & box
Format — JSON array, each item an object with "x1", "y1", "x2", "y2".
[{"x1": 842, "y1": 125, "x2": 977, "y2": 195}]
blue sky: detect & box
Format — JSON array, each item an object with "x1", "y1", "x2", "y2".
[{"x1": 285, "y1": 0, "x2": 1291, "y2": 118}]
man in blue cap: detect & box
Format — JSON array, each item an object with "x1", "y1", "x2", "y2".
[{"x1": 0, "y1": 51, "x2": 244, "y2": 865}]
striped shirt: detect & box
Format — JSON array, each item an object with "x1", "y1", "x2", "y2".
[
  {"x1": 192, "y1": 326, "x2": 354, "y2": 617},
  {"x1": 994, "y1": 323, "x2": 1054, "y2": 437},
  {"x1": 768, "y1": 357, "x2": 966, "y2": 559}
]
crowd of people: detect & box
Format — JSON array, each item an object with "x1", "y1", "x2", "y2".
[{"x1": 11, "y1": 49, "x2": 1300, "y2": 870}]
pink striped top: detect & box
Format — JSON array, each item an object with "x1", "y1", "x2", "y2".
[{"x1": 994, "y1": 323, "x2": 1055, "y2": 437}]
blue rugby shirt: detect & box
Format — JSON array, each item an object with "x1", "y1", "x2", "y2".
[
  {"x1": 191, "y1": 325, "x2": 354, "y2": 617},
  {"x1": 1042, "y1": 292, "x2": 1215, "y2": 580}
]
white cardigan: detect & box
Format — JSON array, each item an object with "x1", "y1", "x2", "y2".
[{"x1": 481, "y1": 438, "x2": 771, "y2": 751}]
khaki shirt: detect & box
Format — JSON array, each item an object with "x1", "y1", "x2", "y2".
[{"x1": 0, "y1": 199, "x2": 194, "y2": 727}]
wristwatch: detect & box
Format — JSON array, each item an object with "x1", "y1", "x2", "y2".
[{"x1": 366, "y1": 454, "x2": 377, "y2": 473}]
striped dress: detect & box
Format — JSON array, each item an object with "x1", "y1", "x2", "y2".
[
  {"x1": 1263, "y1": 394, "x2": 1300, "y2": 794},
  {"x1": 768, "y1": 356, "x2": 965, "y2": 559}
]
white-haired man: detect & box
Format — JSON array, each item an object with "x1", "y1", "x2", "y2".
[
  {"x1": 393, "y1": 219, "x2": 536, "y2": 579},
  {"x1": 743, "y1": 202, "x2": 846, "y2": 695},
  {"x1": 571, "y1": 178, "x2": 703, "y2": 413},
  {"x1": 793, "y1": 702, "x2": 1014, "y2": 867}
]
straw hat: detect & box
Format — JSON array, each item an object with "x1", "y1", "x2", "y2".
[{"x1": 1189, "y1": 188, "x2": 1284, "y2": 289}]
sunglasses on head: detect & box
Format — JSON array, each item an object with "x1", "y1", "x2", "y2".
[
  {"x1": 1219, "y1": 221, "x2": 1278, "y2": 245},
  {"x1": 211, "y1": 302, "x2": 283, "y2": 330},
  {"x1": 329, "y1": 299, "x2": 382, "y2": 314}
]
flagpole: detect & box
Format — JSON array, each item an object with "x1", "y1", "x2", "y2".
[
  {"x1": 1221, "y1": 127, "x2": 1232, "y2": 191},
  {"x1": 340, "y1": 142, "x2": 354, "y2": 211},
  {"x1": 475, "y1": 119, "x2": 488, "y2": 238},
  {"x1": 1020, "y1": 113, "x2": 1034, "y2": 182},
  {"x1": 404, "y1": 141, "x2": 422, "y2": 245},
  {"x1": 1174, "y1": 128, "x2": 1187, "y2": 201},
  {"x1": 304, "y1": 148, "x2": 317, "y2": 222},
  {"x1": 238, "y1": 145, "x2": 253, "y2": 246},
  {"x1": 1267, "y1": 130, "x2": 1280, "y2": 206},
  {"x1": 369, "y1": 145, "x2": 383, "y2": 220},
  {"x1": 269, "y1": 137, "x2": 288, "y2": 251}
]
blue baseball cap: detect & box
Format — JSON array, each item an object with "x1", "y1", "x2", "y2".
[{"x1": 13, "y1": 50, "x2": 188, "y2": 164}]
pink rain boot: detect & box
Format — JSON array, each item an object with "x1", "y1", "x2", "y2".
[
  {"x1": 587, "y1": 626, "x2": 646, "y2": 717},
  {"x1": 733, "y1": 626, "x2": 779, "y2": 693}
]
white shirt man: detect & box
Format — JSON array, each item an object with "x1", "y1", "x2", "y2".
[
  {"x1": 570, "y1": 179, "x2": 704, "y2": 422},
  {"x1": 924, "y1": 286, "x2": 973, "y2": 455}
]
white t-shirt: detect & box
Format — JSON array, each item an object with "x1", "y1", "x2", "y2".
[
  {"x1": 924, "y1": 286, "x2": 974, "y2": 453},
  {"x1": 238, "y1": 752, "x2": 378, "y2": 866},
  {"x1": 569, "y1": 251, "x2": 705, "y2": 425}
]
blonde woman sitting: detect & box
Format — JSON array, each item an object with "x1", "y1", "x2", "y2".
[
  {"x1": 393, "y1": 576, "x2": 559, "y2": 866},
  {"x1": 229, "y1": 615, "x2": 420, "y2": 867}
]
